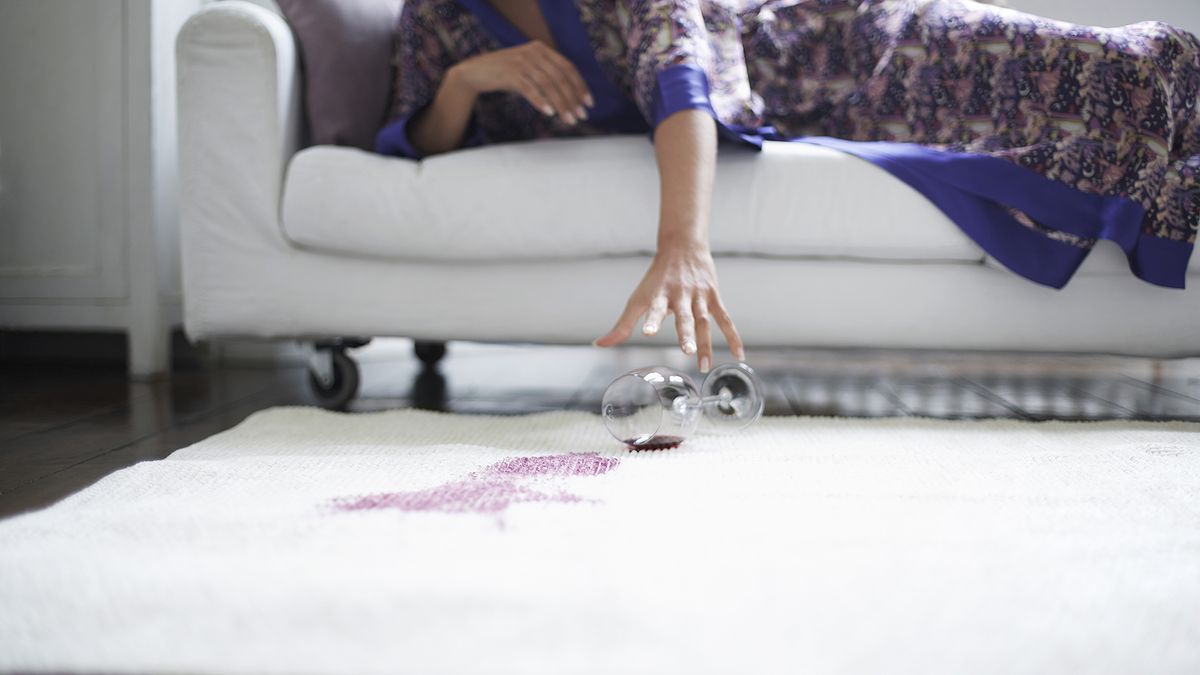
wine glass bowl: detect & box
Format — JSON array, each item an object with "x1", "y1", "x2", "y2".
[
  {"x1": 601, "y1": 362, "x2": 764, "y2": 450},
  {"x1": 601, "y1": 366, "x2": 701, "y2": 450}
]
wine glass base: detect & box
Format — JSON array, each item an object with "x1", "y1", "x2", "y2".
[
  {"x1": 623, "y1": 435, "x2": 684, "y2": 451},
  {"x1": 700, "y1": 362, "x2": 765, "y2": 430}
]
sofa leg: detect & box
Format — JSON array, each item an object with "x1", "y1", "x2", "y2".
[{"x1": 414, "y1": 340, "x2": 448, "y2": 366}]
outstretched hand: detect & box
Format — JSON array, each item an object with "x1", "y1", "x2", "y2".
[{"x1": 593, "y1": 244, "x2": 744, "y2": 372}]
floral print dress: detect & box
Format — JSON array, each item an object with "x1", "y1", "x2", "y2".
[{"x1": 377, "y1": 0, "x2": 1200, "y2": 289}]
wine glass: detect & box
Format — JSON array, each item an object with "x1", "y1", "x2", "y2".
[{"x1": 600, "y1": 362, "x2": 764, "y2": 450}]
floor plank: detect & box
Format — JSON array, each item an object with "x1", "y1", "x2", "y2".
[
  {"x1": 0, "y1": 367, "x2": 288, "y2": 494},
  {"x1": 0, "y1": 386, "x2": 306, "y2": 518}
]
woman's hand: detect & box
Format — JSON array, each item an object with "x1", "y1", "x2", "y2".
[
  {"x1": 593, "y1": 109, "x2": 739, "y2": 372},
  {"x1": 593, "y1": 243, "x2": 745, "y2": 373},
  {"x1": 450, "y1": 41, "x2": 593, "y2": 125}
]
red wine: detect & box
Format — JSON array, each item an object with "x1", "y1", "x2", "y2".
[{"x1": 624, "y1": 435, "x2": 684, "y2": 451}]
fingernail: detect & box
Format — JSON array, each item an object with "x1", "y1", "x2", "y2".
[
  {"x1": 541, "y1": 104, "x2": 555, "y2": 116},
  {"x1": 591, "y1": 338, "x2": 604, "y2": 348},
  {"x1": 584, "y1": 93, "x2": 595, "y2": 107},
  {"x1": 700, "y1": 356, "x2": 710, "y2": 373},
  {"x1": 682, "y1": 341, "x2": 697, "y2": 355},
  {"x1": 563, "y1": 112, "x2": 576, "y2": 125},
  {"x1": 575, "y1": 106, "x2": 587, "y2": 120},
  {"x1": 642, "y1": 323, "x2": 658, "y2": 335}
]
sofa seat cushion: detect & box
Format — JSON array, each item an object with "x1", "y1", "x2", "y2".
[{"x1": 281, "y1": 136, "x2": 986, "y2": 263}]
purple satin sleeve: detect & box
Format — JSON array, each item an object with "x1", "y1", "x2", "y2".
[
  {"x1": 649, "y1": 63, "x2": 766, "y2": 150},
  {"x1": 374, "y1": 105, "x2": 486, "y2": 160},
  {"x1": 652, "y1": 63, "x2": 718, "y2": 125}
]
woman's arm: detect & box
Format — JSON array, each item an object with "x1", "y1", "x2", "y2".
[
  {"x1": 592, "y1": 0, "x2": 748, "y2": 370},
  {"x1": 593, "y1": 109, "x2": 744, "y2": 372},
  {"x1": 408, "y1": 42, "x2": 593, "y2": 157},
  {"x1": 407, "y1": 66, "x2": 479, "y2": 157}
]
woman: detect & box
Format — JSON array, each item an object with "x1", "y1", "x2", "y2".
[{"x1": 376, "y1": 0, "x2": 1200, "y2": 372}]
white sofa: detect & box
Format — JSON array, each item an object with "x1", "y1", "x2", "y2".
[{"x1": 177, "y1": 1, "x2": 1200, "y2": 404}]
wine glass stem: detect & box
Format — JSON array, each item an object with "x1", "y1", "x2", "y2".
[
  {"x1": 677, "y1": 393, "x2": 735, "y2": 414},
  {"x1": 691, "y1": 393, "x2": 734, "y2": 409}
]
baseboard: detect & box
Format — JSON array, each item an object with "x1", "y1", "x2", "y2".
[{"x1": 0, "y1": 328, "x2": 210, "y2": 369}]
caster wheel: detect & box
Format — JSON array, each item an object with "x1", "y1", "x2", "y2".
[
  {"x1": 308, "y1": 349, "x2": 360, "y2": 410},
  {"x1": 414, "y1": 340, "x2": 447, "y2": 366}
]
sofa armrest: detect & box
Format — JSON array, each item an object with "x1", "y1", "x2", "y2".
[{"x1": 176, "y1": 1, "x2": 303, "y2": 336}]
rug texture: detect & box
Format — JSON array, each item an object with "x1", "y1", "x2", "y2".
[{"x1": 1, "y1": 407, "x2": 1198, "y2": 675}]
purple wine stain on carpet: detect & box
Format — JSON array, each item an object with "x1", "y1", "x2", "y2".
[{"x1": 331, "y1": 453, "x2": 620, "y2": 515}]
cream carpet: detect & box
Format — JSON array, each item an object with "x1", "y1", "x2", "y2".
[{"x1": 1, "y1": 407, "x2": 1198, "y2": 675}]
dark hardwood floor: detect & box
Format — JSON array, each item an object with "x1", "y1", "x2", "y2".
[{"x1": 3, "y1": 339, "x2": 1200, "y2": 519}]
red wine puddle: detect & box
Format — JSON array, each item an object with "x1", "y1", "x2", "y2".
[
  {"x1": 623, "y1": 435, "x2": 684, "y2": 451},
  {"x1": 330, "y1": 452, "x2": 620, "y2": 517}
]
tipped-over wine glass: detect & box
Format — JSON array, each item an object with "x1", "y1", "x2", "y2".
[{"x1": 600, "y1": 362, "x2": 764, "y2": 450}]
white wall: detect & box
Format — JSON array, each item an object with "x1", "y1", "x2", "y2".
[
  {"x1": 0, "y1": 1, "x2": 127, "y2": 306},
  {"x1": 0, "y1": 0, "x2": 202, "y2": 376}
]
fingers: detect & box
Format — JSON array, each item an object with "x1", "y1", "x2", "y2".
[
  {"x1": 514, "y1": 76, "x2": 556, "y2": 117},
  {"x1": 642, "y1": 296, "x2": 668, "y2": 336},
  {"x1": 711, "y1": 298, "x2": 746, "y2": 362},
  {"x1": 594, "y1": 297, "x2": 645, "y2": 348},
  {"x1": 537, "y1": 44, "x2": 593, "y2": 111},
  {"x1": 592, "y1": 254, "x2": 744, "y2": 368},
  {"x1": 520, "y1": 42, "x2": 592, "y2": 123},
  {"x1": 693, "y1": 297, "x2": 713, "y2": 373},
  {"x1": 596, "y1": 292, "x2": 744, "y2": 367},
  {"x1": 526, "y1": 60, "x2": 581, "y2": 123},
  {"x1": 674, "y1": 298, "x2": 696, "y2": 358}
]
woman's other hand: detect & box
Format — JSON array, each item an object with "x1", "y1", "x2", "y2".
[
  {"x1": 450, "y1": 41, "x2": 593, "y2": 124},
  {"x1": 593, "y1": 243, "x2": 745, "y2": 373}
]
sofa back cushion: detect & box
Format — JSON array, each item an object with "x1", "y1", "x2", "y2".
[{"x1": 275, "y1": 0, "x2": 403, "y2": 150}]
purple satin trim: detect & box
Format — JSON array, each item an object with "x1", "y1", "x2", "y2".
[
  {"x1": 786, "y1": 136, "x2": 1192, "y2": 289},
  {"x1": 652, "y1": 63, "x2": 763, "y2": 149},
  {"x1": 455, "y1": 0, "x2": 528, "y2": 46},
  {"x1": 375, "y1": 106, "x2": 485, "y2": 160},
  {"x1": 653, "y1": 63, "x2": 717, "y2": 125},
  {"x1": 1131, "y1": 232, "x2": 1194, "y2": 288},
  {"x1": 374, "y1": 108, "x2": 426, "y2": 159}
]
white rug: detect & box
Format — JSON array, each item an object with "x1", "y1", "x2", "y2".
[{"x1": 1, "y1": 407, "x2": 1199, "y2": 675}]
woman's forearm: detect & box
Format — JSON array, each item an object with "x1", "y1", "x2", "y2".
[
  {"x1": 653, "y1": 109, "x2": 718, "y2": 252},
  {"x1": 408, "y1": 65, "x2": 479, "y2": 157},
  {"x1": 593, "y1": 107, "x2": 744, "y2": 365}
]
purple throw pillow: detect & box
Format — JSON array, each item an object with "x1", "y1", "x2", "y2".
[{"x1": 275, "y1": 0, "x2": 404, "y2": 150}]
